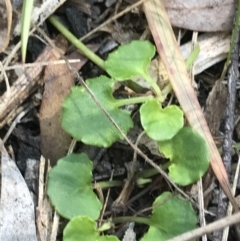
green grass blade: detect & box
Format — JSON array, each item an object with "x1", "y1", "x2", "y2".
[
  {"x1": 185, "y1": 44, "x2": 200, "y2": 70},
  {"x1": 21, "y1": 0, "x2": 34, "y2": 63}
]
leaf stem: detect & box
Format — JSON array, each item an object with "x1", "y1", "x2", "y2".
[
  {"x1": 140, "y1": 163, "x2": 169, "y2": 178},
  {"x1": 162, "y1": 161, "x2": 170, "y2": 170},
  {"x1": 48, "y1": 15, "x2": 105, "y2": 70},
  {"x1": 140, "y1": 168, "x2": 159, "y2": 178},
  {"x1": 161, "y1": 83, "x2": 173, "y2": 100},
  {"x1": 185, "y1": 44, "x2": 200, "y2": 70},
  {"x1": 115, "y1": 95, "x2": 154, "y2": 107},
  {"x1": 96, "y1": 180, "x2": 123, "y2": 189},
  {"x1": 112, "y1": 216, "x2": 151, "y2": 225},
  {"x1": 142, "y1": 72, "x2": 162, "y2": 97}
]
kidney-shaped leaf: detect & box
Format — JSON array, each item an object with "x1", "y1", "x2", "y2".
[
  {"x1": 140, "y1": 99, "x2": 184, "y2": 141},
  {"x1": 62, "y1": 76, "x2": 133, "y2": 147},
  {"x1": 47, "y1": 153, "x2": 102, "y2": 220},
  {"x1": 105, "y1": 40, "x2": 155, "y2": 80},
  {"x1": 158, "y1": 127, "x2": 210, "y2": 186},
  {"x1": 64, "y1": 216, "x2": 120, "y2": 241},
  {"x1": 141, "y1": 192, "x2": 197, "y2": 241}
]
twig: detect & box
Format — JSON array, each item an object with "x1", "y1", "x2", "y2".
[
  {"x1": 111, "y1": 131, "x2": 145, "y2": 212},
  {"x1": 0, "y1": 45, "x2": 66, "y2": 127},
  {"x1": 0, "y1": 61, "x2": 10, "y2": 95},
  {"x1": 213, "y1": 5, "x2": 240, "y2": 240},
  {"x1": 50, "y1": 211, "x2": 60, "y2": 241},
  {"x1": 222, "y1": 155, "x2": 240, "y2": 241},
  {"x1": 67, "y1": 139, "x2": 77, "y2": 155},
  {"x1": 1, "y1": 0, "x2": 12, "y2": 52},
  {"x1": 3, "y1": 103, "x2": 34, "y2": 143},
  {"x1": 197, "y1": 178, "x2": 207, "y2": 241},
  {"x1": 36, "y1": 156, "x2": 53, "y2": 241},
  {"x1": 98, "y1": 171, "x2": 114, "y2": 226},
  {"x1": 0, "y1": 59, "x2": 80, "y2": 71}
]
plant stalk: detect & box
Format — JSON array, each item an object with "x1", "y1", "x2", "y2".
[
  {"x1": 140, "y1": 162, "x2": 169, "y2": 178},
  {"x1": 142, "y1": 72, "x2": 162, "y2": 97},
  {"x1": 115, "y1": 95, "x2": 154, "y2": 107},
  {"x1": 95, "y1": 180, "x2": 123, "y2": 189},
  {"x1": 48, "y1": 15, "x2": 105, "y2": 70},
  {"x1": 161, "y1": 83, "x2": 172, "y2": 100}
]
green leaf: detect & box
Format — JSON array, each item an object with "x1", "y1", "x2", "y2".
[
  {"x1": 105, "y1": 40, "x2": 155, "y2": 80},
  {"x1": 159, "y1": 127, "x2": 210, "y2": 186},
  {"x1": 141, "y1": 192, "x2": 197, "y2": 241},
  {"x1": 21, "y1": 0, "x2": 34, "y2": 63},
  {"x1": 47, "y1": 153, "x2": 102, "y2": 220},
  {"x1": 64, "y1": 216, "x2": 120, "y2": 241},
  {"x1": 62, "y1": 76, "x2": 133, "y2": 147},
  {"x1": 140, "y1": 99, "x2": 184, "y2": 141}
]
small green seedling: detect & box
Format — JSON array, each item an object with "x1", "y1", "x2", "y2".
[
  {"x1": 61, "y1": 40, "x2": 209, "y2": 186},
  {"x1": 48, "y1": 154, "x2": 197, "y2": 241},
  {"x1": 47, "y1": 40, "x2": 209, "y2": 240}
]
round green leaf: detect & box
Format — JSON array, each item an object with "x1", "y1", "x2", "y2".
[
  {"x1": 105, "y1": 40, "x2": 155, "y2": 80},
  {"x1": 47, "y1": 153, "x2": 102, "y2": 220},
  {"x1": 141, "y1": 192, "x2": 197, "y2": 241},
  {"x1": 64, "y1": 216, "x2": 120, "y2": 241},
  {"x1": 140, "y1": 99, "x2": 184, "y2": 141},
  {"x1": 62, "y1": 76, "x2": 133, "y2": 147},
  {"x1": 158, "y1": 127, "x2": 210, "y2": 186}
]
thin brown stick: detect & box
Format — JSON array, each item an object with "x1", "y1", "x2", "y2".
[
  {"x1": 1, "y1": 0, "x2": 12, "y2": 52},
  {"x1": 197, "y1": 178, "x2": 207, "y2": 241},
  {"x1": 0, "y1": 59, "x2": 80, "y2": 71},
  {"x1": 222, "y1": 155, "x2": 240, "y2": 240},
  {"x1": 98, "y1": 171, "x2": 114, "y2": 226}
]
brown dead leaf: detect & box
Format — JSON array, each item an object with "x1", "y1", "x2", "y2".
[
  {"x1": 0, "y1": 46, "x2": 62, "y2": 128},
  {"x1": 203, "y1": 80, "x2": 227, "y2": 208},
  {"x1": 204, "y1": 80, "x2": 227, "y2": 137},
  {"x1": 39, "y1": 61, "x2": 74, "y2": 166},
  {"x1": 0, "y1": 0, "x2": 12, "y2": 52},
  {"x1": 163, "y1": 0, "x2": 236, "y2": 32},
  {"x1": 40, "y1": 45, "x2": 100, "y2": 165},
  {"x1": 39, "y1": 36, "x2": 69, "y2": 166}
]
